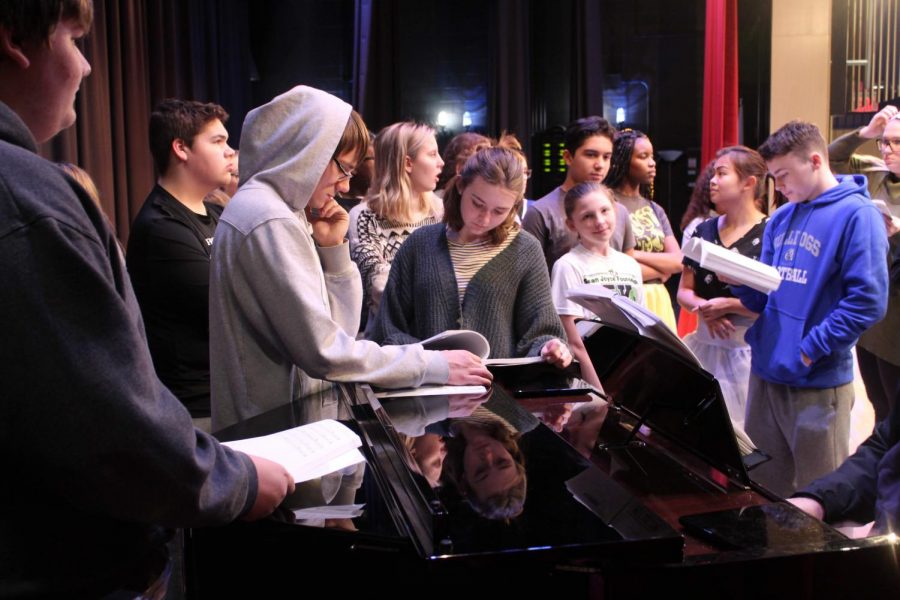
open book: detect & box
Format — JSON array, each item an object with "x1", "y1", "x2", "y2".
[
  {"x1": 566, "y1": 285, "x2": 764, "y2": 461},
  {"x1": 371, "y1": 330, "x2": 545, "y2": 399},
  {"x1": 419, "y1": 330, "x2": 544, "y2": 367},
  {"x1": 222, "y1": 419, "x2": 364, "y2": 483},
  {"x1": 566, "y1": 284, "x2": 700, "y2": 369},
  {"x1": 682, "y1": 237, "x2": 781, "y2": 294}
]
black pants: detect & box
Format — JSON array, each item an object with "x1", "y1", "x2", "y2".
[{"x1": 857, "y1": 345, "x2": 900, "y2": 423}]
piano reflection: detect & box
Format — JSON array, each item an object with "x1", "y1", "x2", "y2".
[{"x1": 188, "y1": 302, "x2": 899, "y2": 598}]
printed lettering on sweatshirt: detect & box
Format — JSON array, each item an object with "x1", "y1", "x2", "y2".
[{"x1": 772, "y1": 228, "x2": 823, "y2": 286}]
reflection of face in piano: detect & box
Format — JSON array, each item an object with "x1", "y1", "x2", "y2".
[
  {"x1": 411, "y1": 434, "x2": 447, "y2": 488},
  {"x1": 444, "y1": 414, "x2": 527, "y2": 521},
  {"x1": 463, "y1": 430, "x2": 518, "y2": 501}
]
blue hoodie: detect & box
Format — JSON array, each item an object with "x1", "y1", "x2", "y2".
[{"x1": 733, "y1": 175, "x2": 888, "y2": 387}]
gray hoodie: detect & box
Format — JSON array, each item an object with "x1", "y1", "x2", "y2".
[{"x1": 210, "y1": 86, "x2": 448, "y2": 429}]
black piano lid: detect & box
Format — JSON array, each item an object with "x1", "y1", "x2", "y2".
[
  {"x1": 212, "y1": 384, "x2": 682, "y2": 566},
  {"x1": 366, "y1": 385, "x2": 684, "y2": 566},
  {"x1": 571, "y1": 294, "x2": 752, "y2": 488}
]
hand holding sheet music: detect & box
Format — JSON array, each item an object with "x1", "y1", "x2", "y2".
[
  {"x1": 682, "y1": 237, "x2": 781, "y2": 294},
  {"x1": 223, "y1": 419, "x2": 365, "y2": 484}
]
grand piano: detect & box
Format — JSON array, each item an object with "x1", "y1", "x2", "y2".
[{"x1": 188, "y1": 310, "x2": 900, "y2": 598}]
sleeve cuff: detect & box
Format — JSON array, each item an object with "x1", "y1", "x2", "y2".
[
  {"x1": 423, "y1": 349, "x2": 450, "y2": 385},
  {"x1": 236, "y1": 451, "x2": 259, "y2": 519},
  {"x1": 317, "y1": 241, "x2": 353, "y2": 275}
]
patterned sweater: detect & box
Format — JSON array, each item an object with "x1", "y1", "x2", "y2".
[{"x1": 349, "y1": 204, "x2": 441, "y2": 326}]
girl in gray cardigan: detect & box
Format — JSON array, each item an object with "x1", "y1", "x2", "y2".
[{"x1": 372, "y1": 147, "x2": 571, "y2": 367}]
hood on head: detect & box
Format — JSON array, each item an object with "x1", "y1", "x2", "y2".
[{"x1": 238, "y1": 86, "x2": 352, "y2": 211}]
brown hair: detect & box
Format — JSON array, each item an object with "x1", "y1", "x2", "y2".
[
  {"x1": 680, "y1": 159, "x2": 715, "y2": 230},
  {"x1": 334, "y1": 109, "x2": 369, "y2": 165},
  {"x1": 365, "y1": 121, "x2": 436, "y2": 223},
  {"x1": 715, "y1": 145, "x2": 769, "y2": 212},
  {"x1": 0, "y1": 0, "x2": 92, "y2": 46},
  {"x1": 563, "y1": 181, "x2": 615, "y2": 219},
  {"x1": 437, "y1": 132, "x2": 492, "y2": 190},
  {"x1": 443, "y1": 147, "x2": 526, "y2": 245},
  {"x1": 149, "y1": 99, "x2": 229, "y2": 175},
  {"x1": 443, "y1": 411, "x2": 526, "y2": 521},
  {"x1": 59, "y1": 162, "x2": 100, "y2": 207},
  {"x1": 758, "y1": 120, "x2": 828, "y2": 162}
]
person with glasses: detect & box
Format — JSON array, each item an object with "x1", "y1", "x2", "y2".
[
  {"x1": 209, "y1": 87, "x2": 491, "y2": 430},
  {"x1": 828, "y1": 105, "x2": 900, "y2": 423},
  {"x1": 336, "y1": 136, "x2": 374, "y2": 211},
  {"x1": 349, "y1": 122, "x2": 445, "y2": 337}
]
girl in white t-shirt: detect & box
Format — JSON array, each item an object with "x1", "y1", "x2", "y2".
[{"x1": 551, "y1": 182, "x2": 644, "y2": 387}]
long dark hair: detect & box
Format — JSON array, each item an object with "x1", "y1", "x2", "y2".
[
  {"x1": 680, "y1": 159, "x2": 715, "y2": 230},
  {"x1": 605, "y1": 129, "x2": 653, "y2": 199}
]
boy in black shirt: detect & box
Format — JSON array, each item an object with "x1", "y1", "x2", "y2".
[{"x1": 128, "y1": 99, "x2": 237, "y2": 426}]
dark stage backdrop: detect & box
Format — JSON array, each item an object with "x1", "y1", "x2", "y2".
[
  {"x1": 41, "y1": 0, "x2": 255, "y2": 245},
  {"x1": 43, "y1": 0, "x2": 769, "y2": 243}
]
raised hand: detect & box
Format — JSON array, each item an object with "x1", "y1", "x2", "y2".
[{"x1": 306, "y1": 199, "x2": 350, "y2": 248}]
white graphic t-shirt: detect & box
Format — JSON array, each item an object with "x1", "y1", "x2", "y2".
[{"x1": 551, "y1": 244, "x2": 645, "y2": 319}]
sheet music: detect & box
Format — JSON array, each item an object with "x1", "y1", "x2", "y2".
[
  {"x1": 683, "y1": 237, "x2": 781, "y2": 294},
  {"x1": 223, "y1": 419, "x2": 364, "y2": 483},
  {"x1": 293, "y1": 503, "x2": 366, "y2": 520},
  {"x1": 373, "y1": 385, "x2": 488, "y2": 398}
]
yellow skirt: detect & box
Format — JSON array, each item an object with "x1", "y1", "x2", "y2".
[{"x1": 644, "y1": 283, "x2": 677, "y2": 332}]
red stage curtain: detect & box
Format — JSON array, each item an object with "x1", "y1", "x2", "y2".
[
  {"x1": 701, "y1": 0, "x2": 739, "y2": 168},
  {"x1": 679, "y1": 0, "x2": 739, "y2": 339}
]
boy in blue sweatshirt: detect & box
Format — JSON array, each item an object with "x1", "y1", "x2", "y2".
[{"x1": 733, "y1": 121, "x2": 889, "y2": 497}]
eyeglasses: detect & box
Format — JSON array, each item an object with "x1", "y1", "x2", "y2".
[
  {"x1": 875, "y1": 137, "x2": 900, "y2": 153},
  {"x1": 332, "y1": 157, "x2": 355, "y2": 180}
]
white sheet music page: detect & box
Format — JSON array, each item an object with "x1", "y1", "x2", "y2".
[{"x1": 223, "y1": 419, "x2": 364, "y2": 483}]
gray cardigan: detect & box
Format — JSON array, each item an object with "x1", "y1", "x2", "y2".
[{"x1": 371, "y1": 224, "x2": 566, "y2": 358}]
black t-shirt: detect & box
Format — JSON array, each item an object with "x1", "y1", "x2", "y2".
[
  {"x1": 126, "y1": 185, "x2": 222, "y2": 416},
  {"x1": 682, "y1": 215, "x2": 768, "y2": 300}
]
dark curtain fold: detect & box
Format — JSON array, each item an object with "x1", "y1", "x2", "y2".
[
  {"x1": 701, "y1": 0, "x2": 739, "y2": 167},
  {"x1": 351, "y1": 0, "x2": 373, "y2": 117},
  {"x1": 571, "y1": 0, "x2": 604, "y2": 119},
  {"x1": 356, "y1": 0, "x2": 397, "y2": 132},
  {"x1": 41, "y1": 1, "x2": 607, "y2": 242},
  {"x1": 488, "y1": 0, "x2": 531, "y2": 152},
  {"x1": 43, "y1": 0, "x2": 154, "y2": 245},
  {"x1": 40, "y1": 0, "x2": 255, "y2": 244}
]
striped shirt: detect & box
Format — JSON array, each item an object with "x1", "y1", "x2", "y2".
[{"x1": 447, "y1": 227, "x2": 519, "y2": 303}]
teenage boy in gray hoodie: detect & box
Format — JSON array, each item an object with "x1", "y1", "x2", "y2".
[{"x1": 210, "y1": 86, "x2": 491, "y2": 430}]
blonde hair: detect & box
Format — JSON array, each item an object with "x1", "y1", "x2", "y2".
[
  {"x1": 366, "y1": 122, "x2": 437, "y2": 223},
  {"x1": 443, "y1": 147, "x2": 526, "y2": 245},
  {"x1": 59, "y1": 163, "x2": 101, "y2": 208}
]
